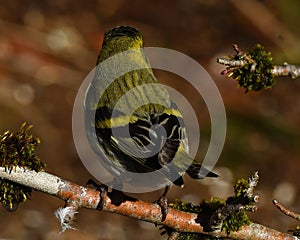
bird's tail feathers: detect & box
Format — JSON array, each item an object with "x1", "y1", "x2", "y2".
[{"x1": 186, "y1": 162, "x2": 219, "y2": 179}]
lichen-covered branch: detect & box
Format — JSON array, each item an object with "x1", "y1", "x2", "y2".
[
  {"x1": 0, "y1": 166, "x2": 296, "y2": 239},
  {"x1": 0, "y1": 124, "x2": 297, "y2": 239},
  {"x1": 208, "y1": 172, "x2": 259, "y2": 233},
  {"x1": 217, "y1": 44, "x2": 300, "y2": 92},
  {"x1": 0, "y1": 166, "x2": 206, "y2": 231}
]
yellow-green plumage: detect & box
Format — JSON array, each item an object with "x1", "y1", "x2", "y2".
[{"x1": 86, "y1": 26, "x2": 217, "y2": 187}]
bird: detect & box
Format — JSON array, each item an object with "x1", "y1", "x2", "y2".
[{"x1": 84, "y1": 25, "x2": 218, "y2": 221}]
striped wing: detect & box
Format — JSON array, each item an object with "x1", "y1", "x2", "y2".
[{"x1": 94, "y1": 101, "x2": 189, "y2": 183}]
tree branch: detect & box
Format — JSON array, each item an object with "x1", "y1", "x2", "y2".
[
  {"x1": 0, "y1": 166, "x2": 296, "y2": 239},
  {"x1": 217, "y1": 44, "x2": 300, "y2": 92},
  {"x1": 273, "y1": 199, "x2": 300, "y2": 221}
]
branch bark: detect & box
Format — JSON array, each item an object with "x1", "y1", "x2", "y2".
[{"x1": 0, "y1": 167, "x2": 296, "y2": 240}]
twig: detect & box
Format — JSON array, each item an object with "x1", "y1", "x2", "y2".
[
  {"x1": 272, "y1": 63, "x2": 300, "y2": 78},
  {"x1": 273, "y1": 199, "x2": 300, "y2": 221},
  {"x1": 217, "y1": 44, "x2": 300, "y2": 79},
  {"x1": 218, "y1": 57, "x2": 300, "y2": 79},
  {"x1": 0, "y1": 166, "x2": 296, "y2": 239}
]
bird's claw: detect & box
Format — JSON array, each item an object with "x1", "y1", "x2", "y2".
[
  {"x1": 157, "y1": 196, "x2": 168, "y2": 222},
  {"x1": 86, "y1": 179, "x2": 108, "y2": 210},
  {"x1": 155, "y1": 185, "x2": 171, "y2": 222}
]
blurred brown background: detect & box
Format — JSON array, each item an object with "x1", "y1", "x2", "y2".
[{"x1": 0, "y1": 0, "x2": 300, "y2": 239}]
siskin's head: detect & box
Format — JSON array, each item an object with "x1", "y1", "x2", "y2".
[{"x1": 98, "y1": 26, "x2": 144, "y2": 63}]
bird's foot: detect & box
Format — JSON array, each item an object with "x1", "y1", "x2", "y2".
[
  {"x1": 86, "y1": 179, "x2": 108, "y2": 210},
  {"x1": 156, "y1": 185, "x2": 171, "y2": 222},
  {"x1": 157, "y1": 196, "x2": 168, "y2": 222},
  {"x1": 86, "y1": 179, "x2": 136, "y2": 208}
]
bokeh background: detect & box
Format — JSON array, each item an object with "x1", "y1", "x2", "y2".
[{"x1": 0, "y1": 0, "x2": 299, "y2": 239}]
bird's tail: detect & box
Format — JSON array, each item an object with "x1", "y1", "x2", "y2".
[{"x1": 186, "y1": 162, "x2": 219, "y2": 179}]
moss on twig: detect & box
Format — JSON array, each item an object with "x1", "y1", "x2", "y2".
[{"x1": 0, "y1": 123, "x2": 45, "y2": 211}]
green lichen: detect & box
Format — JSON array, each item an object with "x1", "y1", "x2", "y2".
[
  {"x1": 169, "y1": 197, "x2": 226, "y2": 217},
  {"x1": 234, "y1": 178, "x2": 250, "y2": 197},
  {"x1": 230, "y1": 44, "x2": 275, "y2": 92},
  {"x1": 200, "y1": 197, "x2": 226, "y2": 214},
  {"x1": 177, "y1": 233, "x2": 198, "y2": 240},
  {"x1": 0, "y1": 123, "x2": 45, "y2": 211},
  {"x1": 221, "y1": 210, "x2": 251, "y2": 234},
  {"x1": 0, "y1": 180, "x2": 31, "y2": 211},
  {"x1": 220, "y1": 178, "x2": 252, "y2": 234},
  {"x1": 169, "y1": 200, "x2": 203, "y2": 214},
  {"x1": 166, "y1": 175, "x2": 256, "y2": 239},
  {"x1": 167, "y1": 199, "x2": 224, "y2": 240},
  {"x1": 169, "y1": 196, "x2": 251, "y2": 238},
  {"x1": 177, "y1": 233, "x2": 217, "y2": 240}
]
